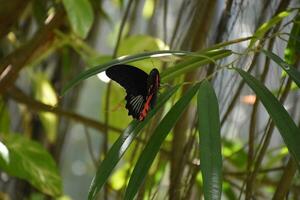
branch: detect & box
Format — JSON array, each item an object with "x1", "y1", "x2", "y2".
[
  {"x1": 7, "y1": 86, "x2": 122, "y2": 134},
  {"x1": 0, "y1": 7, "x2": 64, "y2": 94}
]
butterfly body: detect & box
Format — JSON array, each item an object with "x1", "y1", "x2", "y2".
[{"x1": 106, "y1": 65, "x2": 160, "y2": 121}]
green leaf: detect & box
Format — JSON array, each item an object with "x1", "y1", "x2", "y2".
[
  {"x1": 284, "y1": 13, "x2": 300, "y2": 64},
  {"x1": 0, "y1": 141, "x2": 9, "y2": 164},
  {"x1": 33, "y1": 73, "x2": 58, "y2": 143},
  {"x1": 62, "y1": 0, "x2": 94, "y2": 38},
  {"x1": 235, "y1": 68, "x2": 300, "y2": 170},
  {"x1": 197, "y1": 80, "x2": 222, "y2": 200},
  {"x1": 249, "y1": 9, "x2": 294, "y2": 48},
  {"x1": 88, "y1": 85, "x2": 180, "y2": 200},
  {"x1": 0, "y1": 134, "x2": 62, "y2": 196},
  {"x1": 62, "y1": 49, "x2": 232, "y2": 95},
  {"x1": 0, "y1": 99, "x2": 10, "y2": 135},
  {"x1": 161, "y1": 49, "x2": 232, "y2": 82},
  {"x1": 116, "y1": 35, "x2": 168, "y2": 69},
  {"x1": 262, "y1": 49, "x2": 300, "y2": 88},
  {"x1": 124, "y1": 83, "x2": 201, "y2": 200},
  {"x1": 117, "y1": 35, "x2": 167, "y2": 56},
  {"x1": 62, "y1": 50, "x2": 203, "y2": 95},
  {"x1": 143, "y1": 0, "x2": 155, "y2": 19}
]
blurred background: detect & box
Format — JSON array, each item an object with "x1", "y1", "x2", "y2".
[{"x1": 0, "y1": 0, "x2": 300, "y2": 199}]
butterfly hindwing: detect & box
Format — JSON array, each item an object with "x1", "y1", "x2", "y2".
[{"x1": 125, "y1": 94, "x2": 146, "y2": 119}]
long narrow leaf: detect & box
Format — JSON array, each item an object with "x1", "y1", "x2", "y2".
[
  {"x1": 161, "y1": 49, "x2": 232, "y2": 82},
  {"x1": 284, "y1": 13, "x2": 300, "y2": 64},
  {"x1": 124, "y1": 83, "x2": 201, "y2": 200},
  {"x1": 235, "y1": 68, "x2": 300, "y2": 170},
  {"x1": 262, "y1": 49, "x2": 300, "y2": 88},
  {"x1": 88, "y1": 85, "x2": 180, "y2": 200},
  {"x1": 62, "y1": 50, "x2": 200, "y2": 95},
  {"x1": 62, "y1": 49, "x2": 231, "y2": 95},
  {"x1": 249, "y1": 9, "x2": 294, "y2": 48},
  {"x1": 197, "y1": 80, "x2": 222, "y2": 200}
]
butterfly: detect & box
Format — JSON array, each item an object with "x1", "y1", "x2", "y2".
[{"x1": 105, "y1": 64, "x2": 160, "y2": 121}]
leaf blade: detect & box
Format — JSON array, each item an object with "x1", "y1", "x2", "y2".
[
  {"x1": 284, "y1": 13, "x2": 300, "y2": 64},
  {"x1": 124, "y1": 83, "x2": 201, "y2": 200},
  {"x1": 88, "y1": 85, "x2": 180, "y2": 200},
  {"x1": 262, "y1": 49, "x2": 300, "y2": 88},
  {"x1": 62, "y1": 49, "x2": 231, "y2": 95},
  {"x1": 161, "y1": 49, "x2": 232, "y2": 82},
  {"x1": 235, "y1": 68, "x2": 300, "y2": 170},
  {"x1": 62, "y1": 50, "x2": 198, "y2": 95},
  {"x1": 62, "y1": 0, "x2": 94, "y2": 38},
  {"x1": 249, "y1": 10, "x2": 294, "y2": 48},
  {"x1": 0, "y1": 134, "x2": 62, "y2": 196},
  {"x1": 197, "y1": 80, "x2": 222, "y2": 200}
]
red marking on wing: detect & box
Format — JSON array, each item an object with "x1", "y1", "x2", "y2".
[
  {"x1": 139, "y1": 94, "x2": 153, "y2": 121},
  {"x1": 156, "y1": 75, "x2": 159, "y2": 87}
]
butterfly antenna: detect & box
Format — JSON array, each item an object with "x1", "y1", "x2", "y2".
[
  {"x1": 150, "y1": 57, "x2": 155, "y2": 68},
  {"x1": 104, "y1": 100, "x2": 125, "y2": 113}
]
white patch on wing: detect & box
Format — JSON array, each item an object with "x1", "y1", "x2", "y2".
[
  {"x1": 130, "y1": 95, "x2": 144, "y2": 113},
  {"x1": 135, "y1": 97, "x2": 144, "y2": 112}
]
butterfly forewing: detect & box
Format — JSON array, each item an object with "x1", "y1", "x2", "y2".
[{"x1": 106, "y1": 65, "x2": 148, "y2": 96}]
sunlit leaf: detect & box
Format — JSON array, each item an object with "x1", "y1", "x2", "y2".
[
  {"x1": 62, "y1": 0, "x2": 94, "y2": 38},
  {"x1": 235, "y1": 68, "x2": 300, "y2": 170},
  {"x1": 262, "y1": 49, "x2": 300, "y2": 88},
  {"x1": 249, "y1": 9, "x2": 294, "y2": 48},
  {"x1": 0, "y1": 141, "x2": 9, "y2": 164},
  {"x1": 0, "y1": 99, "x2": 10, "y2": 134},
  {"x1": 197, "y1": 80, "x2": 222, "y2": 200},
  {"x1": 88, "y1": 85, "x2": 180, "y2": 200},
  {"x1": 118, "y1": 35, "x2": 168, "y2": 56},
  {"x1": 62, "y1": 50, "x2": 202, "y2": 95},
  {"x1": 161, "y1": 49, "x2": 232, "y2": 82},
  {"x1": 0, "y1": 134, "x2": 62, "y2": 196},
  {"x1": 106, "y1": 84, "x2": 131, "y2": 131},
  {"x1": 124, "y1": 83, "x2": 201, "y2": 200},
  {"x1": 33, "y1": 73, "x2": 58, "y2": 143},
  {"x1": 284, "y1": 13, "x2": 300, "y2": 64},
  {"x1": 223, "y1": 140, "x2": 247, "y2": 169},
  {"x1": 62, "y1": 49, "x2": 231, "y2": 95},
  {"x1": 109, "y1": 163, "x2": 130, "y2": 190},
  {"x1": 117, "y1": 35, "x2": 168, "y2": 69},
  {"x1": 143, "y1": 0, "x2": 155, "y2": 19}
]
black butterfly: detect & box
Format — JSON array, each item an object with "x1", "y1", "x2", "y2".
[{"x1": 106, "y1": 64, "x2": 160, "y2": 121}]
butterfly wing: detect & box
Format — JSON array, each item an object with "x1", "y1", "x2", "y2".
[
  {"x1": 125, "y1": 94, "x2": 146, "y2": 119},
  {"x1": 139, "y1": 68, "x2": 160, "y2": 121},
  {"x1": 106, "y1": 65, "x2": 149, "y2": 120},
  {"x1": 106, "y1": 65, "x2": 148, "y2": 95}
]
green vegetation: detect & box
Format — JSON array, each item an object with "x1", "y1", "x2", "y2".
[{"x1": 0, "y1": 0, "x2": 299, "y2": 200}]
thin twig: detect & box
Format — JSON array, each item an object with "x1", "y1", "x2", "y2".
[
  {"x1": 163, "y1": 0, "x2": 168, "y2": 45},
  {"x1": 245, "y1": 36, "x2": 273, "y2": 199},
  {"x1": 84, "y1": 126, "x2": 98, "y2": 168},
  {"x1": 112, "y1": 0, "x2": 134, "y2": 57},
  {"x1": 103, "y1": 1, "x2": 135, "y2": 199}
]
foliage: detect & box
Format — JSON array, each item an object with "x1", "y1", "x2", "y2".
[
  {"x1": 0, "y1": 0, "x2": 300, "y2": 200},
  {"x1": 0, "y1": 134, "x2": 62, "y2": 196}
]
